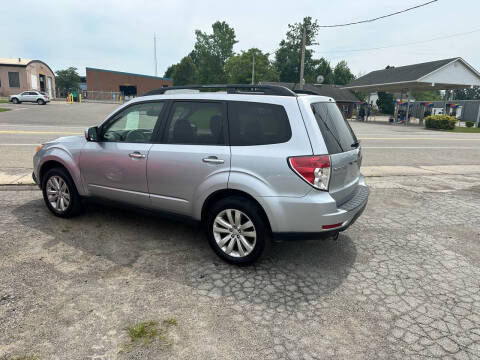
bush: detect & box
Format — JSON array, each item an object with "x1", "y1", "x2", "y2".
[
  {"x1": 424, "y1": 115, "x2": 457, "y2": 130},
  {"x1": 465, "y1": 121, "x2": 474, "y2": 128}
]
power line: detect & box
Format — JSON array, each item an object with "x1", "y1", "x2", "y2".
[
  {"x1": 321, "y1": 28, "x2": 480, "y2": 54},
  {"x1": 318, "y1": 0, "x2": 438, "y2": 28}
]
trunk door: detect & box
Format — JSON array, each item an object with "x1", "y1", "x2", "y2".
[{"x1": 310, "y1": 102, "x2": 361, "y2": 204}]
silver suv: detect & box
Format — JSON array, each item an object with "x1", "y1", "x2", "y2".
[
  {"x1": 10, "y1": 90, "x2": 50, "y2": 105},
  {"x1": 33, "y1": 85, "x2": 368, "y2": 264}
]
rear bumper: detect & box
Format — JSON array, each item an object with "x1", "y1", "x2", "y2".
[{"x1": 259, "y1": 176, "x2": 369, "y2": 236}]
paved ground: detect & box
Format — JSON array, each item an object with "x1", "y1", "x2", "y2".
[
  {"x1": 1, "y1": 174, "x2": 479, "y2": 359},
  {"x1": 1, "y1": 101, "x2": 480, "y2": 359}
]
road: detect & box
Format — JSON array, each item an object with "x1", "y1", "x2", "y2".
[{"x1": 0, "y1": 101, "x2": 479, "y2": 179}]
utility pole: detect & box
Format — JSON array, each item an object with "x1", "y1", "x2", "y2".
[
  {"x1": 251, "y1": 51, "x2": 255, "y2": 85},
  {"x1": 154, "y1": 33, "x2": 158, "y2": 77},
  {"x1": 299, "y1": 24, "x2": 306, "y2": 90}
]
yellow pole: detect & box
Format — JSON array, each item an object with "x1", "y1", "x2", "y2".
[{"x1": 79, "y1": 93, "x2": 82, "y2": 103}]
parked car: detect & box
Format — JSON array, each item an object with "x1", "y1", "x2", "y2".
[
  {"x1": 9, "y1": 90, "x2": 49, "y2": 105},
  {"x1": 32, "y1": 85, "x2": 368, "y2": 265}
]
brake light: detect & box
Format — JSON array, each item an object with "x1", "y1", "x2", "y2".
[{"x1": 288, "y1": 155, "x2": 331, "y2": 190}]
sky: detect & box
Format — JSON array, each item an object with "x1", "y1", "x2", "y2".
[{"x1": 2, "y1": 0, "x2": 480, "y2": 79}]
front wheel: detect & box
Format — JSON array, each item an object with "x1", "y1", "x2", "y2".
[
  {"x1": 206, "y1": 196, "x2": 270, "y2": 265},
  {"x1": 12, "y1": 98, "x2": 20, "y2": 104},
  {"x1": 41, "y1": 167, "x2": 82, "y2": 218}
]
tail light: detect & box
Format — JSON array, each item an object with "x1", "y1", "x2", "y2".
[{"x1": 288, "y1": 155, "x2": 331, "y2": 191}]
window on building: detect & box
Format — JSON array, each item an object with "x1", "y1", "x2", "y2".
[
  {"x1": 228, "y1": 101, "x2": 292, "y2": 146},
  {"x1": 8, "y1": 72, "x2": 20, "y2": 88}
]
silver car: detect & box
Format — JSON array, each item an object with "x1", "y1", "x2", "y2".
[
  {"x1": 33, "y1": 85, "x2": 368, "y2": 265},
  {"x1": 10, "y1": 90, "x2": 50, "y2": 105}
]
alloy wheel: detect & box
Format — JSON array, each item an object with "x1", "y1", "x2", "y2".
[
  {"x1": 213, "y1": 209, "x2": 256, "y2": 258},
  {"x1": 46, "y1": 175, "x2": 70, "y2": 212}
]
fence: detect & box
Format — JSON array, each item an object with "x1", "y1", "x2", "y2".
[
  {"x1": 81, "y1": 91, "x2": 123, "y2": 104},
  {"x1": 409, "y1": 100, "x2": 480, "y2": 125}
]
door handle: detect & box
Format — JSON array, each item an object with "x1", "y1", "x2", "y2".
[
  {"x1": 129, "y1": 152, "x2": 146, "y2": 159},
  {"x1": 202, "y1": 156, "x2": 224, "y2": 164}
]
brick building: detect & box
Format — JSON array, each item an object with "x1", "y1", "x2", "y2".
[
  {"x1": 86, "y1": 67, "x2": 172, "y2": 97},
  {"x1": 0, "y1": 58, "x2": 56, "y2": 97}
]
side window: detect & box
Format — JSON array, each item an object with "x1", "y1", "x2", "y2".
[
  {"x1": 102, "y1": 102, "x2": 164, "y2": 143},
  {"x1": 29, "y1": 92, "x2": 38, "y2": 95},
  {"x1": 8, "y1": 72, "x2": 20, "y2": 88},
  {"x1": 165, "y1": 101, "x2": 226, "y2": 145},
  {"x1": 21, "y1": 92, "x2": 29, "y2": 96},
  {"x1": 228, "y1": 101, "x2": 292, "y2": 146}
]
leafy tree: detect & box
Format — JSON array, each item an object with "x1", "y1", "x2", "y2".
[
  {"x1": 376, "y1": 92, "x2": 394, "y2": 114},
  {"x1": 224, "y1": 48, "x2": 279, "y2": 84},
  {"x1": 55, "y1": 67, "x2": 80, "y2": 93},
  {"x1": 313, "y1": 58, "x2": 334, "y2": 84},
  {"x1": 453, "y1": 86, "x2": 480, "y2": 100},
  {"x1": 164, "y1": 64, "x2": 178, "y2": 79},
  {"x1": 411, "y1": 90, "x2": 442, "y2": 101},
  {"x1": 274, "y1": 17, "x2": 319, "y2": 83},
  {"x1": 171, "y1": 56, "x2": 198, "y2": 85},
  {"x1": 332, "y1": 60, "x2": 355, "y2": 85},
  {"x1": 191, "y1": 21, "x2": 237, "y2": 83}
]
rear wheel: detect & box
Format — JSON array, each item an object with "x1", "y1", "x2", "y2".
[
  {"x1": 37, "y1": 99, "x2": 45, "y2": 105},
  {"x1": 206, "y1": 196, "x2": 270, "y2": 265},
  {"x1": 12, "y1": 98, "x2": 19, "y2": 104},
  {"x1": 41, "y1": 167, "x2": 82, "y2": 218}
]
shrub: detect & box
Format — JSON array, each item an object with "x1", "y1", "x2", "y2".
[
  {"x1": 424, "y1": 115, "x2": 457, "y2": 130},
  {"x1": 465, "y1": 121, "x2": 474, "y2": 128}
]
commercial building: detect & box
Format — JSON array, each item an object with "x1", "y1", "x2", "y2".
[
  {"x1": 86, "y1": 67, "x2": 172, "y2": 97},
  {"x1": 0, "y1": 58, "x2": 56, "y2": 97}
]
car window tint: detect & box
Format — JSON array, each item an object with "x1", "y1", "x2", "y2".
[
  {"x1": 166, "y1": 102, "x2": 225, "y2": 145},
  {"x1": 311, "y1": 102, "x2": 357, "y2": 154},
  {"x1": 228, "y1": 101, "x2": 291, "y2": 146},
  {"x1": 102, "y1": 102, "x2": 164, "y2": 143}
]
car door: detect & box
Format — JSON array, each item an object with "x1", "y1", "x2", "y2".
[
  {"x1": 29, "y1": 92, "x2": 39, "y2": 102},
  {"x1": 19, "y1": 92, "x2": 30, "y2": 102},
  {"x1": 80, "y1": 101, "x2": 166, "y2": 207},
  {"x1": 147, "y1": 100, "x2": 230, "y2": 216}
]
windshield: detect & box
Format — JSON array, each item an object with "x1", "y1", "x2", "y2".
[{"x1": 311, "y1": 102, "x2": 358, "y2": 154}]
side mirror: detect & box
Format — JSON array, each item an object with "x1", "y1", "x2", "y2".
[{"x1": 85, "y1": 126, "x2": 99, "y2": 141}]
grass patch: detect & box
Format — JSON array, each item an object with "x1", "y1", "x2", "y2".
[
  {"x1": 7, "y1": 356, "x2": 39, "y2": 360},
  {"x1": 120, "y1": 318, "x2": 178, "y2": 354},
  {"x1": 448, "y1": 126, "x2": 480, "y2": 133},
  {"x1": 0, "y1": 108, "x2": 11, "y2": 112},
  {"x1": 0, "y1": 99, "x2": 9, "y2": 103}
]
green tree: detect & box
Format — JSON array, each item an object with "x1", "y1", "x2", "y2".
[
  {"x1": 453, "y1": 86, "x2": 480, "y2": 100},
  {"x1": 274, "y1": 17, "x2": 319, "y2": 83},
  {"x1": 313, "y1": 58, "x2": 334, "y2": 84},
  {"x1": 191, "y1": 21, "x2": 238, "y2": 83},
  {"x1": 164, "y1": 64, "x2": 178, "y2": 79},
  {"x1": 332, "y1": 60, "x2": 355, "y2": 85},
  {"x1": 411, "y1": 90, "x2": 442, "y2": 101},
  {"x1": 55, "y1": 67, "x2": 80, "y2": 93},
  {"x1": 376, "y1": 91, "x2": 395, "y2": 114},
  {"x1": 171, "y1": 56, "x2": 198, "y2": 85},
  {"x1": 224, "y1": 48, "x2": 279, "y2": 84}
]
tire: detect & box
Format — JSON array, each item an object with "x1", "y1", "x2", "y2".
[
  {"x1": 11, "y1": 98, "x2": 19, "y2": 104},
  {"x1": 41, "y1": 167, "x2": 83, "y2": 218},
  {"x1": 37, "y1": 99, "x2": 45, "y2": 105},
  {"x1": 205, "y1": 196, "x2": 270, "y2": 265}
]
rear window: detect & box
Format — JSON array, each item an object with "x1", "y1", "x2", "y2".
[
  {"x1": 311, "y1": 102, "x2": 357, "y2": 154},
  {"x1": 228, "y1": 101, "x2": 291, "y2": 146}
]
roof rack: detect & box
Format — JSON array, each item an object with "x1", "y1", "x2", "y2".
[{"x1": 142, "y1": 84, "x2": 296, "y2": 97}]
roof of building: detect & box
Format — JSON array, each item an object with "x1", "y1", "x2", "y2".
[
  {"x1": 260, "y1": 82, "x2": 359, "y2": 102},
  {"x1": 0, "y1": 58, "x2": 32, "y2": 66},
  {"x1": 86, "y1": 67, "x2": 172, "y2": 81},
  {"x1": 343, "y1": 57, "x2": 480, "y2": 92}
]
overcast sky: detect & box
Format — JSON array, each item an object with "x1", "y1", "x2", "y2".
[{"x1": 3, "y1": 0, "x2": 480, "y2": 78}]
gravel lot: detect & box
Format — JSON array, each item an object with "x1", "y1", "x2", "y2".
[{"x1": 1, "y1": 172, "x2": 479, "y2": 359}]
